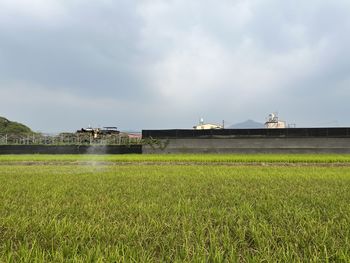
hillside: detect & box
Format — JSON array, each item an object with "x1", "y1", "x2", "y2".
[{"x1": 0, "y1": 116, "x2": 33, "y2": 134}]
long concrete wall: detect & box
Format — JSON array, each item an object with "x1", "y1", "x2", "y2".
[
  {"x1": 0, "y1": 145, "x2": 142, "y2": 154},
  {"x1": 3, "y1": 138, "x2": 350, "y2": 154},
  {"x1": 142, "y1": 138, "x2": 350, "y2": 154}
]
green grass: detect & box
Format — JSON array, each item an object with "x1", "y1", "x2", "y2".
[
  {"x1": 1, "y1": 156, "x2": 350, "y2": 261},
  {"x1": 1, "y1": 153, "x2": 350, "y2": 163}
]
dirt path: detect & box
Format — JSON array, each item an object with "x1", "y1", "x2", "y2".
[{"x1": 1, "y1": 161, "x2": 350, "y2": 167}]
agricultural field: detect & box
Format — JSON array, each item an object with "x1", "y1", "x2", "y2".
[
  {"x1": 1, "y1": 153, "x2": 350, "y2": 164},
  {"x1": 1, "y1": 154, "x2": 350, "y2": 262}
]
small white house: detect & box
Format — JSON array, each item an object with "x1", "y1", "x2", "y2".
[{"x1": 193, "y1": 118, "x2": 223, "y2": 130}]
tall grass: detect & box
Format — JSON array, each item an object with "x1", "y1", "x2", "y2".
[{"x1": 1, "y1": 164, "x2": 350, "y2": 261}]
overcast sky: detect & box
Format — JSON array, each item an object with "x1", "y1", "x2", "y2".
[{"x1": 0, "y1": 0, "x2": 349, "y2": 132}]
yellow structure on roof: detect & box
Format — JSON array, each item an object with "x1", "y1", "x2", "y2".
[{"x1": 193, "y1": 118, "x2": 223, "y2": 130}]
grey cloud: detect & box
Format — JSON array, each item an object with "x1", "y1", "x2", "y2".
[
  {"x1": 1, "y1": 0, "x2": 350, "y2": 132},
  {"x1": 0, "y1": 0, "x2": 153, "y2": 99}
]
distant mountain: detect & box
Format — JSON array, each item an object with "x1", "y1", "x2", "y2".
[
  {"x1": 0, "y1": 116, "x2": 33, "y2": 134},
  {"x1": 229, "y1": 119, "x2": 264, "y2": 129}
]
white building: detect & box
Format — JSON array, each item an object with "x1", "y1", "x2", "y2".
[{"x1": 265, "y1": 113, "x2": 286, "y2": 128}]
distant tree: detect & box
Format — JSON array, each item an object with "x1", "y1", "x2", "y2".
[{"x1": 0, "y1": 116, "x2": 34, "y2": 135}]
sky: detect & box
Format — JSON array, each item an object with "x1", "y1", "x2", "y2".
[{"x1": 0, "y1": 0, "x2": 350, "y2": 133}]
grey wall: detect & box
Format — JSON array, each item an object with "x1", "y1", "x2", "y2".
[
  {"x1": 143, "y1": 138, "x2": 350, "y2": 154},
  {"x1": 3, "y1": 138, "x2": 350, "y2": 154},
  {"x1": 0, "y1": 145, "x2": 142, "y2": 154}
]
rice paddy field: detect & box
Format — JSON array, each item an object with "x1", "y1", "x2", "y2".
[{"x1": 1, "y1": 154, "x2": 350, "y2": 262}]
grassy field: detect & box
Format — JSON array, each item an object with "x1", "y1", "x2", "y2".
[
  {"x1": 1, "y1": 155, "x2": 350, "y2": 262},
  {"x1": 1, "y1": 153, "x2": 350, "y2": 164}
]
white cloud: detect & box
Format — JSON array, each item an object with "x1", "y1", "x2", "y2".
[
  {"x1": 139, "y1": 1, "x2": 329, "y2": 109},
  {"x1": 0, "y1": 0, "x2": 65, "y2": 23},
  {"x1": 0, "y1": 82, "x2": 144, "y2": 132}
]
